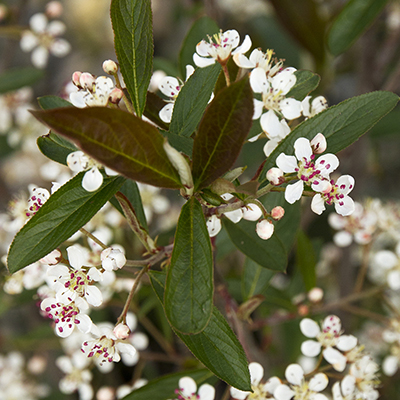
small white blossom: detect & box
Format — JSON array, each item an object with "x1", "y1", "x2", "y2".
[
  {"x1": 101, "y1": 247, "x2": 126, "y2": 272},
  {"x1": 256, "y1": 219, "x2": 274, "y2": 240},
  {"x1": 206, "y1": 215, "x2": 222, "y2": 237},
  {"x1": 172, "y1": 376, "x2": 215, "y2": 400}
]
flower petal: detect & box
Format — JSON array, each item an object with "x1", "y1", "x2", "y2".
[
  {"x1": 309, "y1": 373, "x2": 328, "y2": 392},
  {"x1": 179, "y1": 377, "x2": 197, "y2": 398},
  {"x1": 301, "y1": 340, "x2": 322, "y2": 357},
  {"x1": 82, "y1": 167, "x2": 103, "y2": 192},
  {"x1": 274, "y1": 384, "x2": 295, "y2": 400},
  {"x1": 311, "y1": 194, "x2": 326, "y2": 215},
  {"x1": 198, "y1": 383, "x2": 215, "y2": 400},
  {"x1": 323, "y1": 347, "x2": 347, "y2": 372},
  {"x1": 294, "y1": 137, "x2": 312, "y2": 161},
  {"x1": 285, "y1": 363, "x2": 304, "y2": 386},
  {"x1": 280, "y1": 98, "x2": 302, "y2": 120},
  {"x1": 336, "y1": 335, "x2": 358, "y2": 352},
  {"x1": 285, "y1": 180, "x2": 304, "y2": 204},
  {"x1": 300, "y1": 318, "x2": 320, "y2": 338},
  {"x1": 249, "y1": 362, "x2": 264, "y2": 385}
]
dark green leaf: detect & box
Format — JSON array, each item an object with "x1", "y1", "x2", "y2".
[
  {"x1": 31, "y1": 107, "x2": 183, "y2": 189},
  {"x1": 170, "y1": 63, "x2": 221, "y2": 138},
  {"x1": 122, "y1": 368, "x2": 213, "y2": 400},
  {"x1": 38, "y1": 96, "x2": 73, "y2": 110},
  {"x1": 327, "y1": 0, "x2": 389, "y2": 56},
  {"x1": 214, "y1": 57, "x2": 239, "y2": 94},
  {"x1": 164, "y1": 198, "x2": 213, "y2": 334},
  {"x1": 179, "y1": 16, "x2": 219, "y2": 78},
  {"x1": 160, "y1": 130, "x2": 193, "y2": 157},
  {"x1": 260, "y1": 91, "x2": 399, "y2": 183},
  {"x1": 37, "y1": 132, "x2": 78, "y2": 165},
  {"x1": 7, "y1": 173, "x2": 125, "y2": 273},
  {"x1": 150, "y1": 271, "x2": 252, "y2": 391},
  {"x1": 369, "y1": 107, "x2": 400, "y2": 139},
  {"x1": 143, "y1": 91, "x2": 170, "y2": 131},
  {"x1": 0, "y1": 67, "x2": 44, "y2": 94},
  {"x1": 286, "y1": 70, "x2": 320, "y2": 101},
  {"x1": 223, "y1": 218, "x2": 287, "y2": 272},
  {"x1": 111, "y1": 0, "x2": 153, "y2": 117},
  {"x1": 296, "y1": 230, "x2": 317, "y2": 291},
  {"x1": 242, "y1": 258, "x2": 275, "y2": 301},
  {"x1": 153, "y1": 57, "x2": 179, "y2": 77},
  {"x1": 192, "y1": 77, "x2": 254, "y2": 191},
  {"x1": 109, "y1": 180, "x2": 148, "y2": 230}
]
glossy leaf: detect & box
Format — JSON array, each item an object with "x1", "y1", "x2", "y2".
[
  {"x1": 260, "y1": 91, "x2": 399, "y2": 183},
  {"x1": 0, "y1": 67, "x2": 44, "y2": 94},
  {"x1": 223, "y1": 218, "x2": 287, "y2": 272},
  {"x1": 242, "y1": 258, "x2": 275, "y2": 301},
  {"x1": 38, "y1": 95, "x2": 73, "y2": 110},
  {"x1": 179, "y1": 16, "x2": 219, "y2": 77},
  {"x1": 328, "y1": 0, "x2": 389, "y2": 56},
  {"x1": 143, "y1": 91, "x2": 170, "y2": 131},
  {"x1": 160, "y1": 130, "x2": 193, "y2": 157},
  {"x1": 170, "y1": 63, "x2": 221, "y2": 138},
  {"x1": 37, "y1": 132, "x2": 78, "y2": 166},
  {"x1": 164, "y1": 198, "x2": 213, "y2": 334},
  {"x1": 286, "y1": 70, "x2": 320, "y2": 101},
  {"x1": 296, "y1": 230, "x2": 316, "y2": 291},
  {"x1": 150, "y1": 271, "x2": 252, "y2": 391},
  {"x1": 31, "y1": 107, "x2": 183, "y2": 189},
  {"x1": 111, "y1": 0, "x2": 153, "y2": 117},
  {"x1": 192, "y1": 77, "x2": 254, "y2": 191},
  {"x1": 7, "y1": 173, "x2": 125, "y2": 273},
  {"x1": 122, "y1": 368, "x2": 213, "y2": 400}
]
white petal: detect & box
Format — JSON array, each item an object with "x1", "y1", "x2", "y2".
[
  {"x1": 309, "y1": 373, "x2": 328, "y2": 392},
  {"x1": 82, "y1": 167, "x2": 103, "y2": 192},
  {"x1": 229, "y1": 387, "x2": 248, "y2": 400},
  {"x1": 256, "y1": 219, "x2": 274, "y2": 240},
  {"x1": 341, "y1": 375, "x2": 356, "y2": 396},
  {"x1": 323, "y1": 315, "x2": 341, "y2": 332},
  {"x1": 116, "y1": 342, "x2": 137, "y2": 358},
  {"x1": 263, "y1": 376, "x2": 281, "y2": 395},
  {"x1": 285, "y1": 180, "x2": 304, "y2": 204},
  {"x1": 280, "y1": 98, "x2": 302, "y2": 120},
  {"x1": 55, "y1": 320, "x2": 75, "y2": 338},
  {"x1": 31, "y1": 46, "x2": 49, "y2": 69},
  {"x1": 272, "y1": 70, "x2": 296, "y2": 95},
  {"x1": 315, "y1": 154, "x2": 339, "y2": 178},
  {"x1": 336, "y1": 175, "x2": 355, "y2": 195},
  {"x1": 382, "y1": 355, "x2": 399, "y2": 376},
  {"x1": 250, "y1": 67, "x2": 268, "y2": 93},
  {"x1": 196, "y1": 40, "x2": 212, "y2": 57},
  {"x1": 323, "y1": 347, "x2": 347, "y2": 372},
  {"x1": 334, "y1": 195, "x2": 355, "y2": 216},
  {"x1": 66, "y1": 245, "x2": 84, "y2": 269},
  {"x1": 159, "y1": 76, "x2": 181, "y2": 98},
  {"x1": 336, "y1": 335, "x2": 358, "y2": 351},
  {"x1": 374, "y1": 250, "x2": 398, "y2": 269},
  {"x1": 159, "y1": 103, "x2": 174, "y2": 123},
  {"x1": 311, "y1": 194, "x2": 326, "y2": 215},
  {"x1": 224, "y1": 208, "x2": 243, "y2": 223},
  {"x1": 50, "y1": 38, "x2": 71, "y2": 57},
  {"x1": 20, "y1": 31, "x2": 39, "y2": 52},
  {"x1": 232, "y1": 34, "x2": 252, "y2": 55},
  {"x1": 69, "y1": 91, "x2": 87, "y2": 108},
  {"x1": 253, "y1": 99, "x2": 264, "y2": 119},
  {"x1": 274, "y1": 384, "x2": 295, "y2": 400},
  {"x1": 276, "y1": 153, "x2": 298, "y2": 173},
  {"x1": 242, "y1": 203, "x2": 262, "y2": 221},
  {"x1": 301, "y1": 340, "x2": 322, "y2": 357},
  {"x1": 131, "y1": 332, "x2": 149, "y2": 350},
  {"x1": 285, "y1": 363, "x2": 304, "y2": 386},
  {"x1": 179, "y1": 377, "x2": 197, "y2": 397},
  {"x1": 221, "y1": 29, "x2": 240, "y2": 49},
  {"x1": 85, "y1": 285, "x2": 103, "y2": 307},
  {"x1": 263, "y1": 139, "x2": 280, "y2": 157},
  {"x1": 30, "y1": 13, "x2": 48, "y2": 32},
  {"x1": 333, "y1": 231, "x2": 353, "y2": 247},
  {"x1": 294, "y1": 137, "x2": 312, "y2": 161},
  {"x1": 300, "y1": 318, "x2": 320, "y2": 338},
  {"x1": 193, "y1": 53, "x2": 215, "y2": 68},
  {"x1": 47, "y1": 20, "x2": 66, "y2": 36},
  {"x1": 233, "y1": 53, "x2": 255, "y2": 69},
  {"x1": 261, "y1": 110, "x2": 286, "y2": 138},
  {"x1": 249, "y1": 362, "x2": 264, "y2": 385},
  {"x1": 387, "y1": 270, "x2": 400, "y2": 290},
  {"x1": 301, "y1": 96, "x2": 311, "y2": 117},
  {"x1": 198, "y1": 383, "x2": 215, "y2": 400},
  {"x1": 313, "y1": 394, "x2": 329, "y2": 400},
  {"x1": 76, "y1": 313, "x2": 92, "y2": 334}
]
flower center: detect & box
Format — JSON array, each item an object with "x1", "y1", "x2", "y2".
[
  {"x1": 83, "y1": 336, "x2": 115, "y2": 364},
  {"x1": 64, "y1": 270, "x2": 91, "y2": 297}
]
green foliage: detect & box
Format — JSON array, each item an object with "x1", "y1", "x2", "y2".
[
  {"x1": 150, "y1": 271, "x2": 252, "y2": 391},
  {"x1": 7, "y1": 173, "x2": 125, "y2": 273},
  {"x1": 296, "y1": 230, "x2": 317, "y2": 291},
  {"x1": 111, "y1": 0, "x2": 153, "y2": 117},
  {"x1": 0, "y1": 67, "x2": 44, "y2": 94},
  {"x1": 38, "y1": 95, "x2": 73, "y2": 110},
  {"x1": 242, "y1": 258, "x2": 275, "y2": 301},
  {"x1": 260, "y1": 91, "x2": 399, "y2": 183},
  {"x1": 192, "y1": 77, "x2": 254, "y2": 191},
  {"x1": 169, "y1": 63, "x2": 221, "y2": 138},
  {"x1": 327, "y1": 0, "x2": 390, "y2": 56},
  {"x1": 37, "y1": 132, "x2": 78, "y2": 166},
  {"x1": 164, "y1": 198, "x2": 213, "y2": 334},
  {"x1": 31, "y1": 107, "x2": 183, "y2": 189},
  {"x1": 286, "y1": 70, "x2": 320, "y2": 101},
  {"x1": 143, "y1": 91, "x2": 170, "y2": 131}
]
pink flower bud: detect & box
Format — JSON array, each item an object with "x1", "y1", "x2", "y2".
[
  {"x1": 113, "y1": 323, "x2": 130, "y2": 339},
  {"x1": 266, "y1": 167, "x2": 284, "y2": 185},
  {"x1": 256, "y1": 219, "x2": 274, "y2": 240},
  {"x1": 102, "y1": 59, "x2": 119, "y2": 75},
  {"x1": 109, "y1": 87, "x2": 123, "y2": 104},
  {"x1": 45, "y1": 1, "x2": 63, "y2": 18},
  {"x1": 271, "y1": 206, "x2": 285, "y2": 220},
  {"x1": 79, "y1": 72, "x2": 96, "y2": 90},
  {"x1": 310, "y1": 133, "x2": 327, "y2": 154},
  {"x1": 307, "y1": 287, "x2": 324, "y2": 303},
  {"x1": 72, "y1": 71, "x2": 82, "y2": 87}
]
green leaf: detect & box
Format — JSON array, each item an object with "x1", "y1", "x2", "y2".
[
  {"x1": 260, "y1": 91, "x2": 399, "y2": 183},
  {"x1": 111, "y1": 0, "x2": 153, "y2": 117},
  {"x1": 7, "y1": 173, "x2": 125, "y2": 273},
  {"x1": 31, "y1": 107, "x2": 183, "y2": 189},
  {"x1": 164, "y1": 198, "x2": 213, "y2": 334},
  {"x1": 160, "y1": 130, "x2": 193, "y2": 157},
  {"x1": 192, "y1": 77, "x2": 254, "y2": 191},
  {"x1": 0, "y1": 67, "x2": 44, "y2": 94},
  {"x1": 170, "y1": 63, "x2": 221, "y2": 138},
  {"x1": 327, "y1": 0, "x2": 389, "y2": 56},
  {"x1": 150, "y1": 271, "x2": 252, "y2": 392},
  {"x1": 242, "y1": 258, "x2": 275, "y2": 301},
  {"x1": 296, "y1": 230, "x2": 316, "y2": 291},
  {"x1": 286, "y1": 70, "x2": 320, "y2": 101},
  {"x1": 143, "y1": 91, "x2": 170, "y2": 131},
  {"x1": 223, "y1": 218, "x2": 287, "y2": 272},
  {"x1": 109, "y1": 179, "x2": 148, "y2": 230},
  {"x1": 179, "y1": 16, "x2": 219, "y2": 77},
  {"x1": 37, "y1": 132, "x2": 78, "y2": 165},
  {"x1": 121, "y1": 368, "x2": 213, "y2": 400},
  {"x1": 38, "y1": 95, "x2": 73, "y2": 110}
]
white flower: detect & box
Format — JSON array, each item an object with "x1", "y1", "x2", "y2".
[
  {"x1": 300, "y1": 316, "x2": 358, "y2": 372},
  {"x1": 256, "y1": 219, "x2": 274, "y2": 240},
  {"x1": 193, "y1": 29, "x2": 251, "y2": 67},
  {"x1": 311, "y1": 175, "x2": 355, "y2": 217},
  {"x1": 26, "y1": 187, "x2": 50, "y2": 218},
  {"x1": 206, "y1": 215, "x2": 222, "y2": 237},
  {"x1": 302, "y1": 96, "x2": 328, "y2": 119},
  {"x1": 20, "y1": 13, "x2": 70, "y2": 69},
  {"x1": 101, "y1": 247, "x2": 126, "y2": 272},
  {"x1": 274, "y1": 364, "x2": 329, "y2": 400},
  {"x1": 172, "y1": 376, "x2": 215, "y2": 400},
  {"x1": 276, "y1": 136, "x2": 339, "y2": 205},
  {"x1": 347, "y1": 356, "x2": 380, "y2": 399},
  {"x1": 234, "y1": 48, "x2": 283, "y2": 77}
]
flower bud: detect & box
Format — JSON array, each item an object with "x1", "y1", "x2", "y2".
[
  {"x1": 307, "y1": 287, "x2": 324, "y2": 303},
  {"x1": 97, "y1": 387, "x2": 115, "y2": 400},
  {"x1": 256, "y1": 219, "x2": 274, "y2": 240},
  {"x1": 27, "y1": 355, "x2": 47, "y2": 374},
  {"x1": 45, "y1": 1, "x2": 63, "y2": 18},
  {"x1": 271, "y1": 206, "x2": 285, "y2": 220},
  {"x1": 310, "y1": 133, "x2": 327, "y2": 154},
  {"x1": 109, "y1": 87, "x2": 123, "y2": 104},
  {"x1": 101, "y1": 247, "x2": 126, "y2": 271},
  {"x1": 206, "y1": 215, "x2": 221, "y2": 237},
  {"x1": 113, "y1": 323, "x2": 130, "y2": 339},
  {"x1": 79, "y1": 72, "x2": 96, "y2": 90},
  {"x1": 242, "y1": 203, "x2": 262, "y2": 221},
  {"x1": 102, "y1": 59, "x2": 118, "y2": 75},
  {"x1": 72, "y1": 71, "x2": 82, "y2": 87},
  {"x1": 266, "y1": 167, "x2": 284, "y2": 185},
  {"x1": 298, "y1": 304, "x2": 309, "y2": 316}
]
